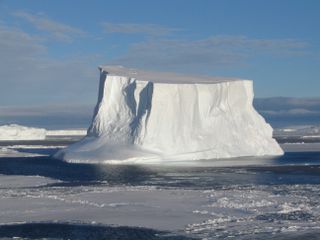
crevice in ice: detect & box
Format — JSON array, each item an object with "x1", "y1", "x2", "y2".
[
  {"x1": 130, "y1": 81, "x2": 154, "y2": 141},
  {"x1": 123, "y1": 79, "x2": 137, "y2": 119},
  {"x1": 88, "y1": 70, "x2": 108, "y2": 136}
]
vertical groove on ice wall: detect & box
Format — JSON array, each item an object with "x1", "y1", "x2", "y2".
[
  {"x1": 131, "y1": 81, "x2": 154, "y2": 144},
  {"x1": 88, "y1": 70, "x2": 155, "y2": 145}
]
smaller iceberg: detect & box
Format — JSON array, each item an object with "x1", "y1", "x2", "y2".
[{"x1": 0, "y1": 124, "x2": 46, "y2": 141}]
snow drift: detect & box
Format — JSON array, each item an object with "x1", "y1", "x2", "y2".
[
  {"x1": 56, "y1": 66, "x2": 283, "y2": 163},
  {"x1": 0, "y1": 124, "x2": 46, "y2": 141}
]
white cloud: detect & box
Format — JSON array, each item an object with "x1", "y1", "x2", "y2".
[
  {"x1": 102, "y1": 22, "x2": 179, "y2": 36},
  {"x1": 0, "y1": 23, "x2": 46, "y2": 80},
  {"x1": 0, "y1": 104, "x2": 93, "y2": 117},
  {"x1": 254, "y1": 97, "x2": 320, "y2": 116},
  {"x1": 0, "y1": 21, "x2": 97, "y2": 106},
  {"x1": 112, "y1": 36, "x2": 308, "y2": 72},
  {"x1": 0, "y1": 14, "x2": 311, "y2": 107},
  {"x1": 13, "y1": 10, "x2": 85, "y2": 42}
]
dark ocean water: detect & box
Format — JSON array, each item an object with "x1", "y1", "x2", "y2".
[
  {"x1": 0, "y1": 152, "x2": 319, "y2": 187},
  {"x1": 1, "y1": 222, "x2": 319, "y2": 240},
  {"x1": 0, "y1": 223, "x2": 193, "y2": 240},
  {"x1": 1, "y1": 151, "x2": 320, "y2": 187}
]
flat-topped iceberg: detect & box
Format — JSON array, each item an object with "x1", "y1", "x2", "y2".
[
  {"x1": 0, "y1": 124, "x2": 46, "y2": 141},
  {"x1": 56, "y1": 66, "x2": 283, "y2": 163}
]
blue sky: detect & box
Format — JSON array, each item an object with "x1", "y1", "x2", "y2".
[{"x1": 0, "y1": 0, "x2": 319, "y2": 107}]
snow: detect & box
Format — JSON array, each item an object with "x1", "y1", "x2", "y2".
[
  {"x1": 0, "y1": 145, "x2": 64, "y2": 157},
  {"x1": 0, "y1": 147, "x2": 41, "y2": 157},
  {"x1": 0, "y1": 175, "x2": 60, "y2": 188},
  {"x1": 0, "y1": 124, "x2": 82, "y2": 157},
  {"x1": 99, "y1": 65, "x2": 238, "y2": 84},
  {"x1": 0, "y1": 124, "x2": 87, "y2": 141},
  {"x1": 274, "y1": 125, "x2": 320, "y2": 137},
  {"x1": 46, "y1": 129, "x2": 87, "y2": 136},
  {"x1": 0, "y1": 124, "x2": 46, "y2": 141},
  {"x1": 1, "y1": 182, "x2": 320, "y2": 238},
  {"x1": 56, "y1": 66, "x2": 283, "y2": 163}
]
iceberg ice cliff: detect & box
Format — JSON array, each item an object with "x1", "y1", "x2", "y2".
[{"x1": 56, "y1": 66, "x2": 283, "y2": 163}]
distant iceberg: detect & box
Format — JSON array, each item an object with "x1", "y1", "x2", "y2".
[
  {"x1": 46, "y1": 129, "x2": 87, "y2": 137},
  {"x1": 0, "y1": 124, "x2": 87, "y2": 141},
  {"x1": 56, "y1": 66, "x2": 283, "y2": 163},
  {"x1": 0, "y1": 124, "x2": 46, "y2": 141}
]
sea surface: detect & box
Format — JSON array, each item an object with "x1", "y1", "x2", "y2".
[{"x1": 0, "y1": 142, "x2": 320, "y2": 239}]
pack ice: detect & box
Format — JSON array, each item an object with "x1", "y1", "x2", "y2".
[{"x1": 56, "y1": 66, "x2": 283, "y2": 163}]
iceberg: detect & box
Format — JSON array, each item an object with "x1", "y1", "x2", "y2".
[
  {"x1": 46, "y1": 129, "x2": 87, "y2": 137},
  {"x1": 0, "y1": 124, "x2": 46, "y2": 141},
  {"x1": 56, "y1": 66, "x2": 283, "y2": 163}
]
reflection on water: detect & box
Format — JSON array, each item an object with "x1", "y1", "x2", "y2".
[
  {"x1": 0, "y1": 152, "x2": 320, "y2": 188},
  {"x1": 0, "y1": 156, "x2": 153, "y2": 185}
]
